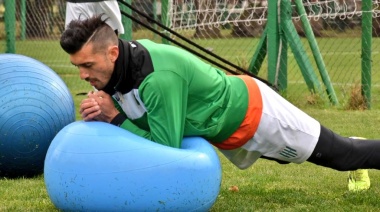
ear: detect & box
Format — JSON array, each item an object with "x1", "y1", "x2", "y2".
[{"x1": 108, "y1": 45, "x2": 119, "y2": 63}]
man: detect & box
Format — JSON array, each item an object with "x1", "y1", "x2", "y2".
[
  {"x1": 65, "y1": 0, "x2": 124, "y2": 34},
  {"x1": 60, "y1": 15, "x2": 380, "y2": 175}
]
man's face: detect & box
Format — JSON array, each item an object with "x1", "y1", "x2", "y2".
[{"x1": 70, "y1": 42, "x2": 118, "y2": 90}]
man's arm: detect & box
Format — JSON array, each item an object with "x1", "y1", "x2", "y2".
[
  {"x1": 79, "y1": 71, "x2": 188, "y2": 148},
  {"x1": 136, "y1": 71, "x2": 188, "y2": 148},
  {"x1": 80, "y1": 91, "x2": 153, "y2": 141}
]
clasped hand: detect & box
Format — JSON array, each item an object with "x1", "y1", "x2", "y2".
[{"x1": 79, "y1": 90, "x2": 120, "y2": 123}]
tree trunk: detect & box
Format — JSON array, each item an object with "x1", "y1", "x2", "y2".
[
  {"x1": 193, "y1": 0, "x2": 221, "y2": 38},
  {"x1": 293, "y1": 19, "x2": 323, "y2": 37},
  {"x1": 26, "y1": 0, "x2": 53, "y2": 38},
  {"x1": 373, "y1": 17, "x2": 380, "y2": 37},
  {"x1": 231, "y1": 0, "x2": 266, "y2": 37}
]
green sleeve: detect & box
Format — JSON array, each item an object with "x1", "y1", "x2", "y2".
[
  {"x1": 110, "y1": 98, "x2": 152, "y2": 141},
  {"x1": 119, "y1": 119, "x2": 151, "y2": 139},
  {"x1": 112, "y1": 71, "x2": 187, "y2": 148},
  {"x1": 138, "y1": 71, "x2": 188, "y2": 148}
]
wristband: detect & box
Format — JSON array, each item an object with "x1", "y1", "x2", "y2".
[{"x1": 110, "y1": 113, "x2": 127, "y2": 127}]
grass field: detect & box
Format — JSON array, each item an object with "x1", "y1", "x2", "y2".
[
  {"x1": 2, "y1": 108, "x2": 380, "y2": 211},
  {"x1": 3, "y1": 33, "x2": 380, "y2": 109},
  {"x1": 1, "y1": 35, "x2": 380, "y2": 210}
]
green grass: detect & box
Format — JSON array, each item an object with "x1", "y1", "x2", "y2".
[
  {"x1": 2, "y1": 33, "x2": 380, "y2": 210},
  {"x1": 3, "y1": 33, "x2": 380, "y2": 109},
  {"x1": 1, "y1": 108, "x2": 380, "y2": 211}
]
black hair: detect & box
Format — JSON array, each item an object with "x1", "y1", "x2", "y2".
[{"x1": 60, "y1": 14, "x2": 118, "y2": 54}]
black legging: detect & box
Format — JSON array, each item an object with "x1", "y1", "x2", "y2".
[{"x1": 307, "y1": 125, "x2": 380, "y2": 171}]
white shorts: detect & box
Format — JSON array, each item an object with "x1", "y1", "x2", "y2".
[
  {"x1": 65, "y1": 1, "x2": 124, "y2": 34},
  {"x1": 219, "y1": 78, "x2": 321, "y2": 169}
]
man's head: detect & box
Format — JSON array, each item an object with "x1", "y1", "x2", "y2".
[{"x1": 60, "y1": 15, "x2": 119, "y2": 90}]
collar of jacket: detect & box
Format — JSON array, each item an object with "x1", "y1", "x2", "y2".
[{"x1": 102, "y1": 39, "x2": 154, "y2": 95}]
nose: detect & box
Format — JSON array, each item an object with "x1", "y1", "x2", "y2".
[{"x1": 79, "y1": 67, "x2": 89, "y2": 80}]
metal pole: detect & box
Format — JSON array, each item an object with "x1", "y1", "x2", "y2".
[
  {"x1": 361, "y1": 0, "x2": 372, "y2": 109},
  {"x1": 20, "y1": 0, "x2": 26, "y2": 40},
  {"x1": 4, "y1": 0, "x2": 16, "y2": 53},
  {"x1": 294, "y1": 0, "x2": 339, "y2": 105},
  {"x1": 119, "y1": 0, "x2": 132, "y2": 40},
  {"x1": 267, "y1": 0, "x2": 280, "y2": 84}
]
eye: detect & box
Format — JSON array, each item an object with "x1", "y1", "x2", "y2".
[{"x1": 83, "y1": 63, "x2": 93, "y2": 68}]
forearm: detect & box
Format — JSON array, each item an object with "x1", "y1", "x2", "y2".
[
  {"x1": 119, "y1": 118, "x2": 152, "y2": 140},
  {"x1": 111, "y1": 103, "x2": 153, "y2": 142}
]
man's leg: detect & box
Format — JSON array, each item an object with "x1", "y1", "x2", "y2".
[
  {"x1": 347, "y1": 137, "x2": 370, "y2": 192},
  {"x1": 307, "y1": 125, "x2": 380, "y2": 171}
]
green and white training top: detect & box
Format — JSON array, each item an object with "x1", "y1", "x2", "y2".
[{"x1": 104, "y1": 39, "x2": 262, "y2": 149}]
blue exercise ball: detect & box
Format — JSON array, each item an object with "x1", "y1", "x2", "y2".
[
  {"x1": 0, "y1": 53, "x2": 75, "y2": 178},
  {"x1": 44, "y1": 121, "x2": 222, "y2": 211}
]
